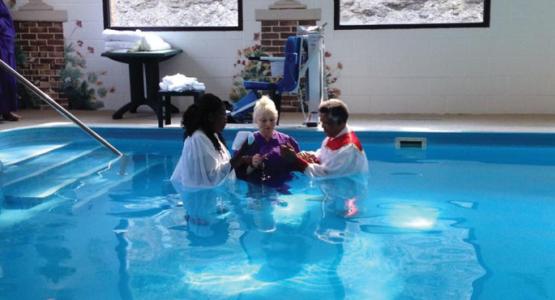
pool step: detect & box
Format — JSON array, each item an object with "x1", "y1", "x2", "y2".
[
  {"x1": 0, "y1": 157, "x2": 168, "y2": 226},
  {"x1": 0, "y1": 143, "x2": 69, "y2": 166},
  {"x1": 1, "y1": 144, "x2": 103, "y2": 187},
  {"x1": 70, "y1": 158, "x2": 165, "y2": 212},
  {"x1": 105, "y1": 159, "x2": 175, "y2": 201},
  {"x1": 2, "y1": 147, "x2": 116, "y2": 208}
]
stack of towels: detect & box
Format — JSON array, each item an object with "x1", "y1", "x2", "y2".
[
  {"x1": 159, "y1": 74, "x2": 206, "y2": 92},
  {"x1": 102, "y1": 29, "x2": 172, "y2": 52}
]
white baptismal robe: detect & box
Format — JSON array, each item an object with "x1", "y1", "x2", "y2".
[
  {"x1": 171, "y1": 130, "x2": 235, "y2": 191},
  {"x1": 304, "y1": 127, "x2": 368, "y2": 178}
]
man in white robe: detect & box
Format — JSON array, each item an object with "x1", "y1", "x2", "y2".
[
  {"x1": 281, "y1": 99, "x2": 368, "y2": 220},
  {"x1": 282, "y1": 99, "x2": 368, "y2": 177}
]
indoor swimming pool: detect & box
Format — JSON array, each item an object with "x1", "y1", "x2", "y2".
[{"x1": 1, "y1": 125, "x2": 554, "y2": 299}]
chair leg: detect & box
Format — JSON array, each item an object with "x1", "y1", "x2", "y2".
[
  {"x1": 157, "y1": 95, "x2": 164, "y2": 128},
  {"x1": 164, "y1": 95, "x2": 172, "y2": 125}
]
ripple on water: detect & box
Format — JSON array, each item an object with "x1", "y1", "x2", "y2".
[{"x1": 352, "y1": 204, "x2": 486, "y2": 299}]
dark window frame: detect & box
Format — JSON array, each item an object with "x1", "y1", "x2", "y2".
[
  {"x1": 102, "y1": 0, "x2": 243, "y2": 31},
  {"x1": 334, "y1": 0, "x2": 490, "y2": 30}
]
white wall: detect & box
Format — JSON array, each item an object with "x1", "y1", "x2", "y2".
[{"x1": 36, "y1": 0, "x2": 555, "y2": 113}]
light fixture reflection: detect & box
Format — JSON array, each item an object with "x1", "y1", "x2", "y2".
[{"x1": 388, "y1": 205, "x2": 438, "y2": 230}]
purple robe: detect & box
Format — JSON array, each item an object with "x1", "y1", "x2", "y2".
[
  {"x1": 0, "y1": 1, "x2": 17, "y2": 114},
  {"x1": 234, "y1": 130, "x2": 300, "y2": 189}
]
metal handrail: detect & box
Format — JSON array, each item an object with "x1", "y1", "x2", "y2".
[{"x1": 0, "y1": 58, "x2": 123, "y2": 157}]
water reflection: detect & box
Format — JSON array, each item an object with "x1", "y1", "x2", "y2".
[
  {"x1": 314, "y1": 174, "x2": 369, "y2": 244},
  {"x1": 114, "y1": 219, "x2": 132, "y2": 300},
  {"x1": 35, "y1": 243, "x2": 76, "y2": 283},
  {"x1": 182, "y1": 188, "x2": 231, "y2": 247},
  {"x1": 238, "y1": 186, "x2": 311, "y2": 282},
  {"x1": 0, "y1": 160, "x2": 4, "y2": 213},
  {"x1": 355, "y1": 202, "x2": 486, "y2": 299},
  {"x1": 110, "y1": 157, "x2": 485, "y2": 299},
  {"x1": 227, "y1": 176, "x2": 372, "y2": 297}
]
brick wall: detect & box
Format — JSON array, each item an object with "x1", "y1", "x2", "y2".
[
  {"x1": 260, "y1": 19, "x2": 316, "y2": 112},
  {"x1": 14, "y1": 21, "x2": 67, "y2": 108}
]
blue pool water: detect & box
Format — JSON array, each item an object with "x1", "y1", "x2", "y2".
[{"x1": 1, "y1": 126, "x2": 555, "y2": 299}]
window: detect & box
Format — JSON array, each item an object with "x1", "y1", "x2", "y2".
[
  {"x1": 334, "y1": 0, "x2": 490, "y2": 30},
  {"x1": 103, "y1": 0, "x2": 243, "y2": 31}
]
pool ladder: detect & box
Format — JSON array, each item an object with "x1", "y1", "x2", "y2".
[{"x1": 0, "y1": 58, "x2": 123, "y2": 157}]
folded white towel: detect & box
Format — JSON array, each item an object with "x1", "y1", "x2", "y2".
[
  {"x1": 104, "y1": 40, "x2": 141, "y2": 52},
  {"x1": 139, "y1": 33, "x2": 171, "y2": 51},
  {"x1": 191, "y1": 82, "x2": 206, "y2": 90},
  {"x1": 103, "y1": 29, "x2": 173, "y2": 52},
  {"x1": 159, "y1": 73, "x2": 206, "y2": 92},
  {"x1": 102, "y1": 29, "x2": 144, "y2": 42}
]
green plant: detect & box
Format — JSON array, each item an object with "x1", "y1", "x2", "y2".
[
  {"x1": 15, "y1": 44, "x2": 25, "y2": 65},
  {"x1": 229, "y1": 43, "x2": 274, "y2": 102},
  {"x1": 60, "y1": 20, "x2": 113, "y2": 110},
  {"x1": 15, "y1": 43, "x2": 42, "y2": 109},
  {"x1": 323, "y1": 51, "x2": 342, "y2": 99},
  {"x1": 61, "y1": 42, "x2": 104, "y2": 110},
  {"x1": 230, "y1": 41, "x2": 342, "y2": 104}
]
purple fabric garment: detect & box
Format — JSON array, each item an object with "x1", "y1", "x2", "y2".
[
  {"x1": 0, "y1": 1, "x2": 17, "y2": 114},
  {"x1": 235, "y1": 130, "x2": 300, "y2": 188}
]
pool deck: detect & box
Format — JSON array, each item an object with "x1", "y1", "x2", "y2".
[{"x1": 2, "y1": 109, "x2": 555, "y2": 133}]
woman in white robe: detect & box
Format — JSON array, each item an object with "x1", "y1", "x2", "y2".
[
  {"x1": 170, "y1": 93, "x2": 235, "y2": 191},
  {"x1": 170, "y1": 94, "x2": 235, "y2": 240}
]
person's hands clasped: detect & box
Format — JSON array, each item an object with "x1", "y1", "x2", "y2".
[
  {"x1": 251, "y1": 154, "x2": 264, "y2": 168},
  {"x1": 298, "y1": 151, "x2": 318, "y2": 164},
  {"x1": 280, "y1": 144, "x2": 298, "y2": 163}
]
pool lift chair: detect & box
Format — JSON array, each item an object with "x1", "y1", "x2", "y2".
[{"x1": 228, "y1": 25, "x2": 327, "y2": 127}]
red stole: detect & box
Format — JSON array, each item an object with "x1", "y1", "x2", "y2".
[{"x1": 325, "y1": 131, "x2": 363, "y2": 152}]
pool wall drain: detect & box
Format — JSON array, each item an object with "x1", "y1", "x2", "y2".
[{"x1": 395, "y1": 137, "x2": 427, "y2": 149}]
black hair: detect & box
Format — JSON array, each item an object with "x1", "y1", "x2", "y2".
[
  {"x1": 181, "y1": 93, "x2": 226, "y2": 151},
  {"x1": 319, "y1": 100, "x2": 349, "y2": 125}
]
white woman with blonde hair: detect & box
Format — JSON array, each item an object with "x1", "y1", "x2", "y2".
[{"x1": 230, "y1": 96, "x2": 301, "y2": 191}]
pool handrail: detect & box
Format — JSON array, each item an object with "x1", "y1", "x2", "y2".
[{"x1": 0, "y1": 58, "x2": 124, "y2": 157}]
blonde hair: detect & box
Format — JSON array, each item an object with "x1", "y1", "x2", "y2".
[{"x1": 253, "y1": 95, "x2": 278, "y2": 122}]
